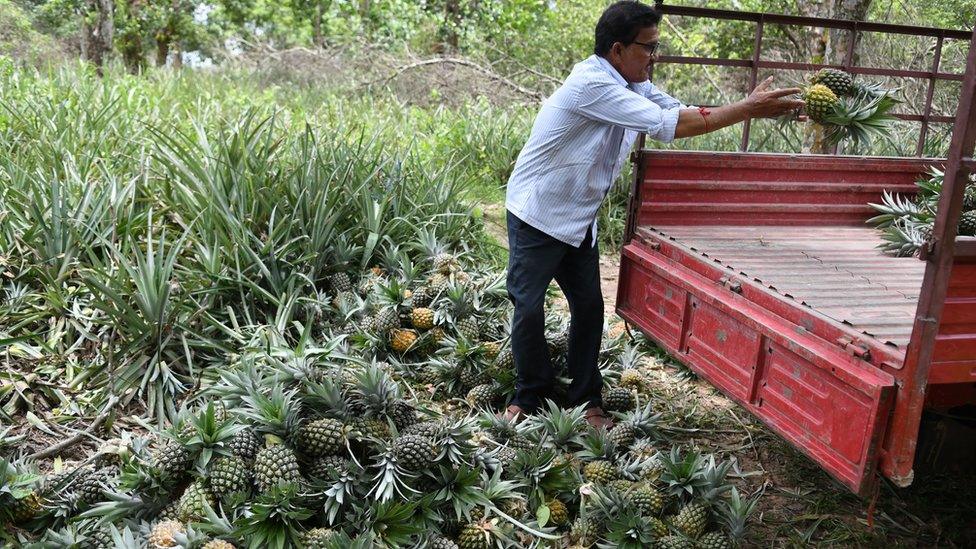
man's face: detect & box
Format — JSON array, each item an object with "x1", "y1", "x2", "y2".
[{"x1": 609, "y1": 26, "x2": 660, "y2": 83}]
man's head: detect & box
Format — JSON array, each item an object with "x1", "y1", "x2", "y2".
[{"x1": 594, "y1": 1, "x2": 662, "y2": 83}]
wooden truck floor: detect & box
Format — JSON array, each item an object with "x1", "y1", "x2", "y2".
[{"x1": 636, "y1": 225, "x2": 925, "y2": 349}]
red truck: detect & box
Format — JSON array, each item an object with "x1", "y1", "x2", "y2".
[{"x1": 617, "y1": 4, "x2": 976, "y2": 496}]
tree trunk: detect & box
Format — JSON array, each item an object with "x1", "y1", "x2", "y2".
[
  {"x1": 313, "y1": 1, "x2": 323, "y2": 47},
  {"x1": 119, "y1": 0, "x2": 145, "y2": 74},
  {"x1": 795, "y1": 0, "x2": 872, "y2": 153},
  {"x1": 82, "y1": 0, "x2": 115, "y2": 75},
  {"x1": 444, "y1": 0, "x2": 461, "y2": 51},
  {"x1": 156, "y1": 35, "x2": 170, "y2": 66}
]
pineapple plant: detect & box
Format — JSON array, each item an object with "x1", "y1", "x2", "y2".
[
  {"x1": 253, "y1": 436, "x2": 302, "y2": 492},
  {"x1": 392, "y1": 435, "x2": 436, "y2": 472},
  {"x1": 148, "y1": 520, "x2": 185, "y2": 548},
  {"x1": 583, "y1": 460, "x2": 618, "y2": 483},
  {"x1": 297, "y1": 418, "x2": 347, "y2": 457},
  {"x1": 437, "y1": 285, "x2": 481, "y2": 342}
]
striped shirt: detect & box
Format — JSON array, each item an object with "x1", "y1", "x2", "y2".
[{"x1": 506, "y1": 54, "x2": 688, "y2": 247}]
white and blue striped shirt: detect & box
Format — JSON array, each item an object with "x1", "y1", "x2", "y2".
[{"x1": 506, "y1": 54, "x2": 688, "y2": 247}]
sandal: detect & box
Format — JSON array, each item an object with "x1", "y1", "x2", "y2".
[{"x1": 584, "y1": 406, "x2": 614, "y2": 431}]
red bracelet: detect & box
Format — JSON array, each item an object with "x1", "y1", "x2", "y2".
[{"x1": 698, "y1": 106, "x2": 711, "y2": 133}]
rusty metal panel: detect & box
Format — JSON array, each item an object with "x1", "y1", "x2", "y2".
[
  {"x1": 617, "y1": 242, "x2": 895, "y2": 495},
  {"x1": 637, "y1": 152, "x2": 933, "y2": 227}
]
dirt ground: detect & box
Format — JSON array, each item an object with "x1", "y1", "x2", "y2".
[{"x1": 481, "y1": 201, "x2": 976, "y2": 548}]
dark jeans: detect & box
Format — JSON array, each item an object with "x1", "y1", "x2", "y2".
[{"x1": 506, "y1": 211, "x2": 604, "y2": 413}]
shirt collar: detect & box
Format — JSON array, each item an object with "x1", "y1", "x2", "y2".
[{"x1": 594, "y1": 55, "x2": 629, "y2": 87}]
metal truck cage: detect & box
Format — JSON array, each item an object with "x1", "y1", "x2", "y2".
[{"x1": 616, "y1": 2, "x2": 976, "y2": 495}]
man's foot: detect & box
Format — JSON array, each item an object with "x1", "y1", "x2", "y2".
[
  {"x1": 584, "y1": 406, "x2": 613, "y2": 430},
  {"x1": 497, "y1": 404, "x2": 530, "y2": 424}
]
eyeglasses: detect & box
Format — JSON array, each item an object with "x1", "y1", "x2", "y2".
[{"x1": 631, "y1": 40, "x2": 660, "y2": 56}]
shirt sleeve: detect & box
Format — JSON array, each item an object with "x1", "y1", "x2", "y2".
[
  {"x1": 573, "y1": 76, "x2": 684, "y2": 143},
  {"x1": 642, "y1": 82, "x2": 695, "y2": 110}
]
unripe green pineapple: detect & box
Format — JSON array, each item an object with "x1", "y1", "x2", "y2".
[
  {"x1": 177, "y1": 480, "x2": 216, "y2": 522},
  {"x1": 610, "y1": 479, "x2": 635, "y2": 493},
  {"x1": 547, "y1": 331, "x2": 569, "y2": 356},
  {"x1": 152, "y1": 441, "x2": 193, "y2": 481},
  {"x1": 459, "y1": 367, "x2": 490, "y2": 390},
  {"x1": 811, "y1": 68, "x2": 854, "y2": 96},
  {"x1": 254, "y1": 438, "x2": 302, "y2": 493},
  {"x1": 84, "y1": 526, "x2": 115, "y2": 549},
  {"x1": 412, "y1": 285, "x2": 435, "y2": 307},
  {"x1": 307, "y1": 454, "x2": 347, "y2": 479},
  {"x1": 352, "y1": 417, "x2": 391, "y2": 440},
  {"x1": 466, "y1": 384, "x2": 498, "y2": 408},
  {"x1": 608, "y1": 422, "x2": 636, "y2": 449},
  {"x1": 456, "y1": 317, "x2": 480, "y2": 341},
  {"x1": 546, "y1": 499, "x2": 569, "y2": 526},
  {"x1": 76, "y1": 468, "x2": 113, "y2": 505},
  {"x1": 229, "y1": 429, "x2": 262, "y2": 461},
  {"x1": 297, "y1": 418, "x2": 346, "y2": 457},
  {"x1": 457, "y1": 521, "x2": 492, "y2": 549},
  {"x1": 697, "y1": 531, "x2": 733, "y2": 549},
  {"x1": 404, "y1": 420, "x2": 441, "y2": 439},
  {"x1": 328, "y1": 272, "x2": 353, "y2": 294},
  {"x1": 569, "y1": 516, "x2": 600, "y2": 546},
  {"x1": 803, "y1": 84, "x2": 839, "y2": 123},
  {"x1": 157, "y1": 499, "x2": 180, "y2": 521},
  {"x1": 390, "y1": 401, "x2": 418, "y2": 430},
  {"x1": 958, "y1": 210, "x2": 976, "y2": 236},
  {"x1": 209, "y1": 456, "x2": 252, "y2": 498},
  {"x1": 429, "y1": 536, "x2": 459, "y2": 549},
  {"x1": 647, "y1": 516, "x2": 668, "y2": 538},
  {"x1": 392, "y1": 435, "x2": 436, "y2": 472},
  {"x1": 495, "y1": 348, "x2": 514, "y2": 370},
  {"x1": 374, "y1": 307, "x2": 401, "y2": 335},
  {"x1": 583, "y1": 460, "x2": 617, "y2": 483},
  {"x1": 619, "y1": 369, "x2": 647, "y2": 392},
  {"x1": 299, "y1": 527, "x2": 338, "y2": 548},
  {"x1": 632, "y1": 484, "x2": 665, "y2": 516},
  {"x1": 671, "y1": 501, "x2": 709, "y2": 539},
  {"x1": 604, "y1": 387, "x2": 635, "y2": 412},
  {"x1": 148, "y1": 519, "x2": 185, "y2": 548},
  {"x1": 657, "y1": 535, "x2": 694, "y2": 549}
]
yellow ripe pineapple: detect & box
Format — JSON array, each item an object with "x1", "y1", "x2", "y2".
[
  {"x1": 391, "y1": 329, "x2": 419, "y2": 353},
  {"x1": 148, "y1": 520, "x2": 185, "y2": 548},
  {"x1": 803, "y1": 83, "x2": 839, "y2": 123},
  {"x1": 411, "y1": 307, "x2": 435, "y2": 330}
]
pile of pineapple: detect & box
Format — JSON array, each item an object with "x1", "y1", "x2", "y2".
[
  {"x1": 1, "y1": 244, "x2": 759, "y2": 548},
  {"x1": 870, "y1": 167, "x2": 976, "y2": 256}
]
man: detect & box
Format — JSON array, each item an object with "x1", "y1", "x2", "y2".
[{"x1": 502, "y1": 1, "x2": 803, "y2": 429}]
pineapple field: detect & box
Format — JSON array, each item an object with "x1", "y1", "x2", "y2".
[{"x1": 3, "y1": 0, "x2": 976, "y2": 547}]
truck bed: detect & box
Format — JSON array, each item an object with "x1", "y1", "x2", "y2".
[{"x1": 637, "y1": 225, "x2": 925, "y2": 348}]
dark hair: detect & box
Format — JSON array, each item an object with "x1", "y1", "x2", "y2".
[{"x1": 594, "y1": 1, "x2": 662, "y2": 57}]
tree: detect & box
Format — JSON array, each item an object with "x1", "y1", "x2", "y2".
[{"x1": 81, "y1": 0, "x2": 114, "y2": 74}]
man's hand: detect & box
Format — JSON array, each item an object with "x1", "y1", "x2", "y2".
[{"x1": 745, "y1": 76, "x2": 805, "y2": 119}]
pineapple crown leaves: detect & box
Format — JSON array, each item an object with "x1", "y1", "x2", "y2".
[
  {"x1": 427, "y1": 464, "x2": 490, "y2": 517},
  {"x1": 302, "y1": 376, "x2": 351, "y2": 421},
  {"x1": 508, "y1": 448, "x2": 577, "y2": 507},
  {"x1": 614, "y1": 402, "x2": 663, "y2": 441},
  {"x1": 432, "y1": 415, "x2": 479, "y2": 466},
  {"x1": 599, "y1": 505, "x2": 660, "y2": 548},
  {"x1": 366, "y1": 448, "x2": 418, "y2": 503},
  {"x1": 347, "y1": 499, "x2": 426, "y2": 548},
  {"x1": 698, "y1": 454, "x2": 735, "y2": 504},
  {"x1": 322, "y1": 460, "x2": 369, "y2": 524},
  {"x1": 346, "y1": 363, "x2": 401, "y2": 417},
  {"x1": 576, "y1": 426, "x2": 621, "y2": 462},
  {"x1": 524, "y1": 401, "x2": 586, "y2": 452},
  {"x1": 239, "y1": 385, "x2": 303, "y2": 442},
  {"x1": 822, "y1": 84, "x2": 902, "y2": 151},
  {"x1": 656, "y1": 446, "x2": 711, "y2": 502},
  {"x1": 719, "y1": 486, "x2": 761, "y2": 541},
  {"x1": 868, "y1": 190, "x2": 928, "y2": 228},
  {"x1": 238, "y1": 485, "x2": 317, "y2": 549}
]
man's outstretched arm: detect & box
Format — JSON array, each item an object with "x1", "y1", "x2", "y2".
[{"x1": 674, "y1": 76, "x2": 804, "y2": 138}]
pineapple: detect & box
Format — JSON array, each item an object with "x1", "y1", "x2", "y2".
[
  {"x1": 583, "y1": 460, "x2": 618, "y2": 483},
  {"x1": 76, "y1": 467, "x2": 113, "y2": 505},
  {"x1": 148, "y1": 520, "x2": 185, "y2": 548},
  {"x1": 604, "y1": 387, "x2": 635, "y2": 412},
  {"x1": 811, "y1": 68, "x2": 854, "y2": 96},
  {"x1": 495, "y1": 348, "x2": 514, "y2": 370},
  {"x1": 151, "y1": 441, "x2": 193, "y2": 481},
  {"x1": 481, "y1": 341, "x2": 500, "y2": 360},
  {"x1": 657, "y1": 535, "x2": 694, "y2": 549},
  {"x1": 465, "y1": 384, "x2": 498, "y2": 408},
  {"x1": 608, "y1": 422, "x2": 636, "y2": 449},
  {"x1": 300, "y1": 527, "x2": 338, "y2": 547},
  {"x1": 457, "y1": 521, "x2": 493, "y2": 549},
  {"x1": 632, "y1": 484, "x2": 665, "y2": 516},
  {"x1": 177, "y1": 479, "x2": 216, "y2": 522},
  {"x1": 391, "y1": 328, "x2": 419, "y2": 353},
  {"x1": 802, "y1": 83, "x2": 839, "y2": 123},
  {"x1": 433, "y1": 252, "x2": 459, "y2": 274},
  {"x1": 254, "y1": 437, "x2": 302, "y2": 493},
  {"x1": 671, "y1": 501, "x2": 709, "y2": 539},
  {"x1": 619, "y1": 369, "x2": 648, "y2": 392},
  {"x1": 390, "y1": 401, "x2": 418, "y2": 430},
  {"x1": 959, "y1": 210, "x2": 976, "y2": 236},
  {"x1": 84, "y1": 527, "x2": 116, "y2": 549},
  {"x1": 352, "y1": 417, "x2": 391, "y2": 441},
  {"x1": 547, "y1": 499, "x2": 569, "y2": 526},
  {"x1": 697, "y1": 531, "x2": 732, "y2": 549},
  {"x1": 229, "y1": 428, "x2": 262, "y2": 461},
  {"x1": 429, "y1": 536, "x2": 459, "y2": 549},
  {"x1": 457, "y1": 317, "x2": 480, "y2": 342},
  {"x1": 412, "y1": 285, "x2": 435, "y2": 308},
  {"x1": 202, "y1": 541, "x2": 237, "y2": 549},
  {"x1": 208, "y1": 456, "x2": 252, "y2": 498},
  {"x1": 647, "y1": 516, "x2": 668, "y2": 538},
  {"x1": 297, "y1": 418, "x2": 347, "y2": 457},
  {"x1": 411, "y1": 307, "x2": 435, "y2": 330},
  {"x1": 9, "y1": 491, "x2": 42, "y2": 523},
  {"x1": 569, "y1": 516, "x2": 600, "y2": 546},
  {"x1": 392, "y1": 435, "x2": 436, "y2": 472},
  {"x1": 307, "y1": 454, "x2": 347, "y2": 479},
  {"x1": 374, "y1": 307, "x2": 401, "y2": 335},
  {"x1": 328, "y1": 272, "x2": 353, "y2": 294}
]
